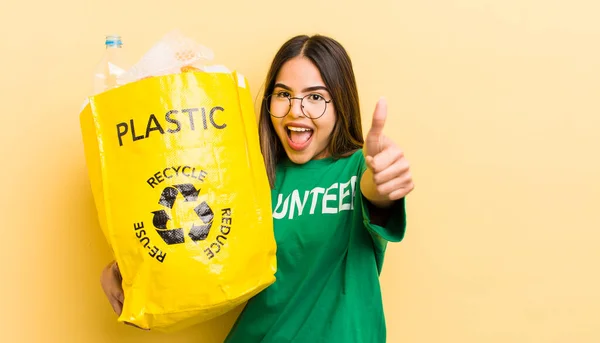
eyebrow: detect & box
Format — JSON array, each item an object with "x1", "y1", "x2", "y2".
[{"x1": 274, "y1": 83, "x2": 330, "y2": 93}]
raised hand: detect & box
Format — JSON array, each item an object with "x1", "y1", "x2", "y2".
[{"x1": 363, "y1": 98, "x2": 414, "y2": 202}]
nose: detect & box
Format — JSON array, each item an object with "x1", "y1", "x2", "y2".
[{"x1": 289, "y1": 97, "x2": 304, "y2": 118}]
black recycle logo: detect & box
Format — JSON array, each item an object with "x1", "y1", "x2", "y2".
[{"x1": 151, "y1": 184, "x2": 214, "y2": 245}]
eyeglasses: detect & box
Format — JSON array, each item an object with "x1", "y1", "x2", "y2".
[{"x1": 265, "y1": 92, "x2": 333, "y2": 119}]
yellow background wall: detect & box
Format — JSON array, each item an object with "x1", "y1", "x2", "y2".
[{"x1": 1, "y1": 0, "x2": 599, "y2": 342}]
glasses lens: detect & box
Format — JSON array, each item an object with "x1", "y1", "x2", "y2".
[
  {"x1": 267, "y1": 94, "x2": 290, "y2": 118},
  {"x1": 302, "y1": 94, "x2": 327, "y2": 119}
]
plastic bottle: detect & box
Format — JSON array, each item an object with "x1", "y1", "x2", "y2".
[{"x1": 92, "y1": 35, "x2": 128, "y2": 95}]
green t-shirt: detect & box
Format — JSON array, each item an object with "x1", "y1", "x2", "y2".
[{"x1": 224, "y1": 149, "x2": 406, "y2": 342}]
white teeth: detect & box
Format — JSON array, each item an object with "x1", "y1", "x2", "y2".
[{"x1": 288, "y1": 126, "x2": 312, "y2": 132}]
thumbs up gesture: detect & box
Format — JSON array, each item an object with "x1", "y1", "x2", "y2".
[{"x1": 361, "y1": 98, "x2": 414, "y2": 206}]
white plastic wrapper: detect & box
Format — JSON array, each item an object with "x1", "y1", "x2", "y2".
[{"x1": 119, "y1": 30, "x2": 216, "y2": 84}]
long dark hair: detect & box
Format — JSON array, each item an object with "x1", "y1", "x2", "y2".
[{"x1": 259, "y1": 34, "x2": 364, "y2": 188}]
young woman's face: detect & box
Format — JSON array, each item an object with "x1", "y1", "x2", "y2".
[{"x1": 269, "y1": 56, "x2": 336, "y2": 164}]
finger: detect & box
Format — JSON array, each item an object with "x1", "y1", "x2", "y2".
[
  {"x1": 110, "y1": 296, "x2": 123, "y2": 315},
  {"x1": 109, "y1": 262, "x2": 125, "y2": 302},
  {"x1": 376, "y1": 174, "x2": 413, "y2": 197},
  {"x1": 373, "y1": 159, "x2": 410, "y2": 185},
  {"x1": 109, "y1": 273, "x2": 124, "y2": 315},
  {"x1": 368, "y1": 97, "x2": 388, "y2": 138},
  {"x1": 112, "y1": 262, "x2": 123, "y2": 286},
  {"x1": 365, "y1": 155, "x2": 375, "y2": 170},
  {"x1": 114, "y1": 287, "x2": 124, "y2": 304},
  {"x1": 389, "y1": 182, "x2": 415, "y2": 200},
  {"x1": 371, "y1": 144, "x2": 404, "y2": 173},
  {"x1": 101, "y1": 262, "x2": 125, "y2": 310}
]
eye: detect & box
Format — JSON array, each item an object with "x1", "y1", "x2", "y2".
[
  {"x1": 275, "y1": 91, "x2": 290, "y2": 98},
  {"x1": 308, "y1": 93, "x2": 325, "y2": 102}
]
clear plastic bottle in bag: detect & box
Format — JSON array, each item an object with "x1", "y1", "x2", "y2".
[{"x1": 93, "y1": 35, "x2": 129, "y2": 95}]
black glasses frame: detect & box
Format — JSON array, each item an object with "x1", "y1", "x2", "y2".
[{"x1": 264, "y1": 93, "x2": 333, "y2": 119}]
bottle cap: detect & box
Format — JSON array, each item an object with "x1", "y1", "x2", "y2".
[{"x1": 105, "y1": 35, "x2": 123, "y2": 47}]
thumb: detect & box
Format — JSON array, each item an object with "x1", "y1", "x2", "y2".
[
  {"x1": 366, "y1": 97, "x2": 388, "y2": 156},
  {"x1": 369, "y1": 97, "x2": 388, "y2": 138}
]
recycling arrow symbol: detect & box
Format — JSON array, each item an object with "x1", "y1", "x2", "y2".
[{"x1": 151, "y1": 184, "x2": 214, "y2": 245}]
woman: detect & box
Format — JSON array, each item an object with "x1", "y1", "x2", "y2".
[{"x1": 101, "y1": 34, "x2": 414, "y2": 342}]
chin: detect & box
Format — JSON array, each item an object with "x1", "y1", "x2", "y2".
[{"x1": 284, "y1": 148, "x2": 314, "y2": 165}]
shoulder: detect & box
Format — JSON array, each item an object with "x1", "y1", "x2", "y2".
[
  {"x1": 335, "y1": 149, "x2": 367, "y2": 172},
  {"x1": 344, "y1": 148, "x2": 364, "y2": 160}
]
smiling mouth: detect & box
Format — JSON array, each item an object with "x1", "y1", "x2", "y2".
[{"x1": 287, "y1": 126, "x2": 314, "y2": 144}]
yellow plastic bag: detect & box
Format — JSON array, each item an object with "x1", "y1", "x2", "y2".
[{"x1": 80, "y1": 69, "x2": 277, "y2": 332}]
